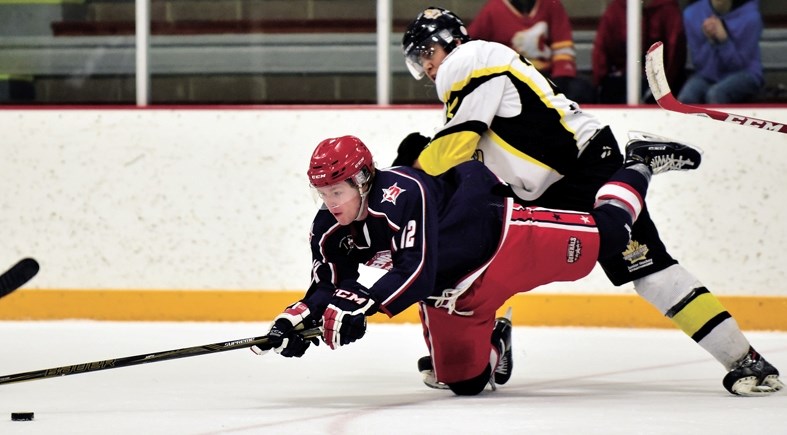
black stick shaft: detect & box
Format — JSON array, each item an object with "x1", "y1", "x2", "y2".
[
  {"x1": 0, "y1": 258, "x2": 39, "y2": 298},
  {"x1": 0, "y1": 327, "x2": 322, "y2": 385}
]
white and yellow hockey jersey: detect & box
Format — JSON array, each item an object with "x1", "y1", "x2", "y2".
[{"x1": 418, "y1": 39, "x2": 603, "y2": 201}]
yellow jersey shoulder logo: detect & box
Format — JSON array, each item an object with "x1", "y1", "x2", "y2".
[{"x1": 446, "y1": 97, "x2": 459, "y2": 119}]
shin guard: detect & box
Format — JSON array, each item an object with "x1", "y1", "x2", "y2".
[{"x1": 634, "y1": 264, "x2": 750, "y2": 370}]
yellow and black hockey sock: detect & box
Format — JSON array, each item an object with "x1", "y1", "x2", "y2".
[
  {"x1": 665, "y1": 287, "x2": 731, "y2": 343},
  {"x1": 634, "y1": 264, "x2": 751, "y2": 370}
]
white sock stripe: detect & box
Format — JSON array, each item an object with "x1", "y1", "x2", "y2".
[
  {"x1": 595, "y1": 183, "x2": 643, "y2": 219},
  {"x1": 596, "y1": 195, "x2": 636, "y2": 218},
  {"x1": 601, "y1": 181, "x2": 644, "y2": 206},
  {"x1": 510, "y1": 220, "x2": 599, "y2": 232}
]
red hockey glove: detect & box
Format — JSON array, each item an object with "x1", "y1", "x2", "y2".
[
  {"x1": 322, "y1": 288, "x2": 378, "y2": 350},
  {"x1": 251, "y1": 301, "x2": 319, "y2": 358}
]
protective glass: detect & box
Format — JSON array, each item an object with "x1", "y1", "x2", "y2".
[
  {"x1": 311, "y1": 181, "x2": 360, "y2": 210},
  {"x1": 404, "y1": 41, "x2": 438, "y2": 80}
]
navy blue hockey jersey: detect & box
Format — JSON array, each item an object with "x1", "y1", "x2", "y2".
[{"x1": 304, "y1": 161, "x2": 506, "y2": 317}]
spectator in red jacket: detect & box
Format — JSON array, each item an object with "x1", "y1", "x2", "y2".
[
  {"x1": 592, "y1": 0, "x2": 687, "y2": 103},
  {"x1": 468, "y1": 0, "x2": 595, "y2": 103}
]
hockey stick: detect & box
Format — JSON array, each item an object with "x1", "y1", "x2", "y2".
[
  {"x1": 645, "y1": 41, "x2": 787, "y2": 134},
  {"x1": 0, "y1": 258, "x2": 39, "y2": 299},
  {"x1": 0, "y1": 326, "x2": 322, "y2": 386}
]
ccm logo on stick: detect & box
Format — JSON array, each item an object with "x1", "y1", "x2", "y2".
[{"x1": 725, "y1": 115, "x2": 785, "y2": 132}]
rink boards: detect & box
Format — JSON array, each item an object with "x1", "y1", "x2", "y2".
[{"x1": 1, "y1": 106, "x2": 785, "y2": 328}]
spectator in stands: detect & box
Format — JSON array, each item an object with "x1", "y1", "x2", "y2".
[
  {"x1": 592, "y1": 0, "x2": 687, "y2": 104},
  {"x1": 678, "y1": 0, "x2": 764, "y2": 104},
  {"x1": 468, "y1": 0, "x2": 595, "y2": 103}
]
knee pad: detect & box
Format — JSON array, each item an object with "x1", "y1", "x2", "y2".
[
  {"x1": 592, "y1": 204, "x2": 633, "y2": 260},
  {"x1": 448, "y1": 364, "x2": 491, "y2": 396}
]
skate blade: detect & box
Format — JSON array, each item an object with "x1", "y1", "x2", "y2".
[
  {"x1": 731, "y1": 375, "x2": 785, "y2": 396},
  {"x1": 421, "y1": 370, "x2": 450, "y2": 390}
]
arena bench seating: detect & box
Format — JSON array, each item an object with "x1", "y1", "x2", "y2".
[{"x1": 1, "y1": 0, "x2": 785, "y2": 104}]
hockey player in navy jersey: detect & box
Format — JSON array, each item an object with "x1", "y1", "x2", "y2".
[
  {"x1": 254, "y1": 134, "x2": 706, "y2": 396},
  {"x1": 397, "y1": 6, "x2": 783, "y2": 396}
]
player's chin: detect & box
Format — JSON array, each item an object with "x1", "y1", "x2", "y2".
[{"x1": 333, "y1": 212, "x2": 354, "y2": 226}]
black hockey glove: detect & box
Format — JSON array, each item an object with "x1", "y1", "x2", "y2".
[
  {"x1": 322, "y1": 287, "x2": 378, "y2": 350},
  {"x1": 251, "y1": 301, "x2": 320, "y2": 358},
  {"x1": 392, "y1": 132, "x2": 430, "y2": 167}
]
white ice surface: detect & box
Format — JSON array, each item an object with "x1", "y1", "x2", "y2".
[{"x1": 0, "y1": 321, "x2": 785, "y2": 435}]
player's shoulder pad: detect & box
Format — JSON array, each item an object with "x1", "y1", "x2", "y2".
[
  {"x1": 436, "y1": 42, "x2": 480, "y2": 97},
  {"x1": 445, "y1": 40, "x2": 486, "y2": 70},
  {"x1": 437, "y1": 40, "x2": 514, "y2": 97},
  {"x1": 376, "y1": 167, "x2": 428, "y2": 189},
  {"x1": 370, "y1": 168, "x2": 429, "y2": 207}
]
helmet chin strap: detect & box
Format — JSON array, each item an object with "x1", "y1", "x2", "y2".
[{"x1": 353, "y1": 183, "x2": 372, "y2": 221}]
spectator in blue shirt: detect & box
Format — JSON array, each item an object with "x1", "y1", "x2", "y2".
[{"x1": 678, "y1": 0, "x2": 763, "y2": 104}]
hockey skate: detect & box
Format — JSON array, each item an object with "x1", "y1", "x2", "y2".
[
  {"x1": 722, "y1": 347, "x2": 785, "y2": 396},
  {"x1": 417, "y1": 308, "x2": 514, "y2": 390},
  {"x1": 491, "y1": 307, "x2": 514, "y2": 386},
  {"x1": 417, "y1": 355, "x2": 449, "y2": 390},
  {"x1": 625, "y1": 131, "x2": 702, "y2": 174}
]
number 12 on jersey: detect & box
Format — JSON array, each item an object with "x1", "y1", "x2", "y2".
[{"x1": 401, "y1": 220, "x2": 417, "y2": 248}]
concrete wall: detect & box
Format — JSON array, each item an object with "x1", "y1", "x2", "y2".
[{"x1": 2, "y1": 106, "x2": 786, "y2": 298}]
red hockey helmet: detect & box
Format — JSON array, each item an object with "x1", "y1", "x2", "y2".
[{"x1": 307, "y1": 135, "x2": 374, "y2": 188}]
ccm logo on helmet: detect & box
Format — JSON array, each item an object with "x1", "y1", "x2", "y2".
[{"x1": 334, "y1": 289, "x2": 368, "y2": 304}]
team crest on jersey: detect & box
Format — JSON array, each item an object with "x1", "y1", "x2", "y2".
[
  {"x1": 365, "y1": 250, "x2": 393, "y2": 270},
  {"x1": 339, "y1": 235, "x2": 356, "y2": 253},
  {"x1": 566, "y1": 236, "x2": 582, "y2": 263},
  {"x1": 622, "y1": 240, "x2": 654, "y2": 272},
  {"x1": 381, "y1": 183, "x2": 406, "y2": 205}
]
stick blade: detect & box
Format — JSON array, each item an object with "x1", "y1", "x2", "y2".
[
  {"x1": 644, "y1": 41, "x2": 670, "y2": 101},
  {"x1": 0, "y1": 258, "x2": 40, "y2": 297},
  {"x1": 644, "y1": 41, "x2": 787, "y2": 134}
]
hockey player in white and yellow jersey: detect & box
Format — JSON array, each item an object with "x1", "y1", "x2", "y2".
[
  {"x1": 409, "y1": 29, "x2": 601, "y2": 202},
  {"x1": 398, "y1": 6, "x2": 783, "y2": 396}
]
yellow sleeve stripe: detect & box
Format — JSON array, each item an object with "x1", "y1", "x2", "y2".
[
  {"x1": 438, "y1": 57, "x2": 576, "y2": 160},
  {"x1": 670, "y1": 292, "x2": 728, "y2": 337},
  {"x1": 442, "y1": 65, "x2": 510, "y2": 102},
  {"x1": 553, "y1": 54, "x2": 576, "y2": 62},
  {"x1": 442, "y1": 65, "x2": 576, "y2": 134},
  {"x1": 418, "y1": 130, "x2": 481, "y2": 176},
  {"x1": 487, "y1": 129, "x2": 555, "y2": 171},
  {"x1": 551, "y1": 40, "x2": 574, "y2": 50}
]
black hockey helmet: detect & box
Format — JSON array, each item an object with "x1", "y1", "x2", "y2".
[{"x1": 402, "y1": 7, "x2": 470, "y2": 80}]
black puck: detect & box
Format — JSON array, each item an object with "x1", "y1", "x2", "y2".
[{"x1": 11, "y1": 412, "x2": 34, "y2": 421}]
